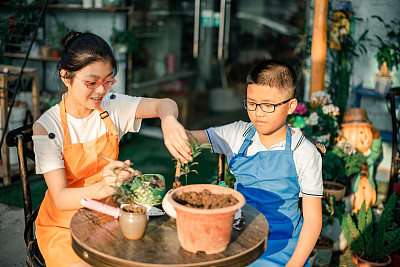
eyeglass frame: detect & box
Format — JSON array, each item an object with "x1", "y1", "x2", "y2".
[
  {"x1": 242, "y1": 98, "x2": 294, "y2": 113},
  {"x1": 75, "y1": 77, "x2": 117, "y2": 89}
]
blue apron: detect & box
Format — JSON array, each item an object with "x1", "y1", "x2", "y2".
[{"x1": 229, "y1": 125, "x2": 310, "y2": 267}]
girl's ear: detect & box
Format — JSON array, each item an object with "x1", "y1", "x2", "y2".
[
  {"x1": 60, "y1": 69, "x2": 70, "y2": 87},
  {"x1": 287, "y1": 98, "x2": 298, "y2": 115}
]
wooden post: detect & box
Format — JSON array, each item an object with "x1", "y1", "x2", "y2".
[
  {"x1": 0, "y1": 74, "x2": 11, "y2": 185},
  {"x1": 310, "y1": 0, "x2": 328, "y2": 98}
]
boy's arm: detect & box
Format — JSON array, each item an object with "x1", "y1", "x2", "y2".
[
  {"x1": 286, "y1": 195, "x2": 322, "y2": 267},
  {"x1": 188, "y1": 130, "x2": 209, "y2": 145}
]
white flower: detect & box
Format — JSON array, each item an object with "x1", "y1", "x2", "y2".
[
  {"x1": 310, "y1": 91, "x2": 332, "y2": 106},
  {"x1": 306, "y1": 112, "x2": 319, "y2": 126},
  {"x1": 337, "y1": 140, "x2": 356, "y2": 155},
  {"x1": 322, "y1": 104, "x2": 340, "y2": 117}
]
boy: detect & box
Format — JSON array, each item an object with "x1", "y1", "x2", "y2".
[{"x1": 188, "y1": 60, "x2": 323, "y2": 266}]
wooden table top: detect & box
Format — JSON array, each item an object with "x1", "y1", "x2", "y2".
[{"x1": 70, "y1": 202, "x2": 269, "y2": 267}]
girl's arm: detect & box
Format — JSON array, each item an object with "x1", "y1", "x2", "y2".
[
  {"x1": 135, "y1": 98, "x2": 192, "y2": 163},
  {"x1": 286, "y1": 196, "x2": 322, "y2": 267},
  {"x1": 33, "y1": 123, "x2": 131, "y2": 211}
]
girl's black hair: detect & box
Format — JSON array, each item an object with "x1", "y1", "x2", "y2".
[{"x1": 57, "y1": 30, "x2": 118, "y2": 80}]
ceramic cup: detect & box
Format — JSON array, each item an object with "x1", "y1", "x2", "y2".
[{"x1": 119, "y1": 204, "x2": 149, "y2": 240}]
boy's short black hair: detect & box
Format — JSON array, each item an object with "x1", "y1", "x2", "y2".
[{"x1": 246, "y1": 59, "x2": 297, "y2": 97}]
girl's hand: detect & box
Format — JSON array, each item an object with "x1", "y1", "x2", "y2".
[
  {"x1": 101, "y1": 159, "x2": 132, "y2": 196},
  {"x1": 161, "y1": 115, "x2": 192, "y2": 163}
]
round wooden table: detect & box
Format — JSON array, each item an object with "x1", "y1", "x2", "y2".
[{"x1": 70, "y1": 202, "x2": 269, "y2": 267}]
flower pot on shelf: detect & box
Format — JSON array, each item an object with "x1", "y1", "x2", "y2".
[
  {"x1": 168, "y1": 184, "x2": 246, "y2": 254},
  {"x1": 323, "y1": 181, "x2": 346, "y2": 202}
]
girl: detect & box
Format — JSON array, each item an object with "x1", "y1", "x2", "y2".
[{"x1": 33, "y1": 31, "x2": 191, "y2": 267}]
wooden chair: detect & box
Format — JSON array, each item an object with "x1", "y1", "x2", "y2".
[
  {"x1": 387, "y1": 87, "x2": 400, "y2": 197},
  {"x1": 6, "y1": 123, "x2": 45, "y2": 267}
]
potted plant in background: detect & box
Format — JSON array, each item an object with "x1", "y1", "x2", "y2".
[
  {"x1": 341, "y1": 194, "x2": 400, "y2": 266},
  {"x1": 387, "y1": 194, "x2": 400, "y2": 267},
  {"x1": 49, "y1": 21, "x2": 69, "y2": 59},
  {"x1": 288, "y1": 91, "x2": 340, "y2": 148},
  {"x1": 325, "y1": 139, "x2": 367, "y2": 198},
  {"x1": 327, "y1": 8, "x2": 370, "y2": 123},
  {"x1": 112, "y1": 29, "x2": 138, "y2": 54},
  {"x1": 0, "y1": 0, "x2": 41, "y2": 53},
  {"x1": 372, "y1": 16, "x2": 400, "y2": 94}
]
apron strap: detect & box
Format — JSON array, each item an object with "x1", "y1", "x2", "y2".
[
  {"x1": 59, "y1": 98, "x2": 71, "y2": 146},
  {"x1": 97, "y1": 106, "x2": 119, "y2": 136},
  {"x1": 284, "y1": 124, "x2": 292, "y2": 153},
  {"x1": 238, "y1": 126, "x2": 256, "y2": 156}
]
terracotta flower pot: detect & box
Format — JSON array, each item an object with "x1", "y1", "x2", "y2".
[
  {"x1": 168, "y1": 184, "x2": 246, "y2": 254},
  {"x1": 355, "y1": 254, "x2": 391, "y2": 267}
]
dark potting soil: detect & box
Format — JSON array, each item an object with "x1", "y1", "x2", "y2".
[
  {"x1": 324, "y1": 183, "x2": 344, "y2": 190},
  {"x1": 148, "y1": 175, "x2": 165, "y2": 189},
  {"x1": 316, "y1": 235, "x2": 334, "y2": 247},
  {"x1": 175, "y1": 189, "x2": 238, "y2": 209}
]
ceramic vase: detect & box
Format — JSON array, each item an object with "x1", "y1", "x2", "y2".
[
  {"x1": 168, "y1": 184, "x2": 246, "y2": 254},
  {"x1": 119, "y1": 204, "x2": 148, "y2": 240}
]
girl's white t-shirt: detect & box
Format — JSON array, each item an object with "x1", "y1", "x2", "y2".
[
  {"x1": 206, "y1": 121, "x2": 323, "y2": 198},
  {"x1": 33, "y1": 93, "x2": 142, "y2": 174}
]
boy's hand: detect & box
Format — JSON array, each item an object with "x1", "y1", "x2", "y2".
[{"x1": 161, "y1": 115, "x2": 192, "y2": 163}]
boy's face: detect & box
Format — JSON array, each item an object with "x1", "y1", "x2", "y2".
[{"x1": 245, "y1": 84, "x2": 297, "y2": 136}]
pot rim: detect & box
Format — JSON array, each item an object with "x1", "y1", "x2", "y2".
[
  {"x1": 168, "y1": 184, "x2": 246, "y2": 214},
  {"x1": 355, "y1": 254, "x2": 391, "y2": 266}
]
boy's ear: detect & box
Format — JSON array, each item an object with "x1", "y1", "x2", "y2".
[{"x1": 287, "y1": 98, "x2": 298, "y2": 115}]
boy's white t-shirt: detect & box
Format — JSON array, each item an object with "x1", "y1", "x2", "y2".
[
  {"x1": 206, "y1": 121, "x2": 323, "y2": 198},
  {"x1": 32, "y1": 93, "x2": 142, "y2": 174}
]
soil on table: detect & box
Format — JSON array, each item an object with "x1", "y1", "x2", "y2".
[{"x1": 175, "y1": 189, "x2": 238, "y2": 209}]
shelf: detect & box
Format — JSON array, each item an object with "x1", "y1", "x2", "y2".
[
  {"x1": 4, "y1": 53, "x2": 59, "y2": 62},
  {"x1": 44, "y1": 3, "x2": 130, "y2": 12},
  {"x1": 131, "y1": 70, "x2": 197, "y2": 90}
]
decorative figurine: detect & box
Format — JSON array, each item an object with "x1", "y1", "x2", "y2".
[{"x1": 340, "y1": 108, "x2": 382, "y2": 211}]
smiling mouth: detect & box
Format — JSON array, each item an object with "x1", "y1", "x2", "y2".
[{"x1": 91, "y1": 97, "x2": 102, "y2": 101}]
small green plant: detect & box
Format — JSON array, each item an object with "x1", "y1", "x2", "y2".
[
  {"x1": 111, "y1": 29, "x2": 138, "y2": 54},
  {"x1": 341, "y1": 193, "x2": 400, "y2": 263},
  {"x1": 108, "y1": 164, "x2": 166, "y2": 206},
  {"x1": 174, "y1": 137, "x2": 211, "y2": 186},
  {"x1": 322, "y1": 195, "x2": 346, "y2": 227},
  {"x1": 372, "y1": 16, "x2": 400, "y2": 70}
]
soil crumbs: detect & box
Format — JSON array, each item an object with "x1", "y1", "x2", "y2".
[{"x1": 176, "y1": 189, "x2": 238, "y2": 209}]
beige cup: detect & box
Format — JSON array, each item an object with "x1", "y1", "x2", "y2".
[{"x1": 119, "y1": 204, "x2": 149, "y2": 240}]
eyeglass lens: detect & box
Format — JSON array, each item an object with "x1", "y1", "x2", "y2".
[
  {"x1": 86, "y1": 79, "x2": 116, "y2": 89},
  {"x1": 244, "y1": 101, "x2": 274, "y2": 112}
]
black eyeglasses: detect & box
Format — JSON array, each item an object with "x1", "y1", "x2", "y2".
[{"x1": 243, "y1": 98, "x2": 294, "y2": 113}]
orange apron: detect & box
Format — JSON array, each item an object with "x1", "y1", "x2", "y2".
[{"x1": 36, "y1": 98, "x2": 119, "y2": 267}]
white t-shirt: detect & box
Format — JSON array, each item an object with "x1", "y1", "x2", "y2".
[
  {"x1": 206, "y1": 121, "x2": 323, "y2": 198},
  {"x1": 33, "y1": 93, "x2": 142, "y2": 174}
]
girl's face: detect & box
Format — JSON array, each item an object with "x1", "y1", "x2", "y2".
[
  {"x1": 246, "y1": 84, "x2": 297, "y2": 139},
  {"x1": 63, "y1": 61, "x2": 113, "y2": 118}
]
